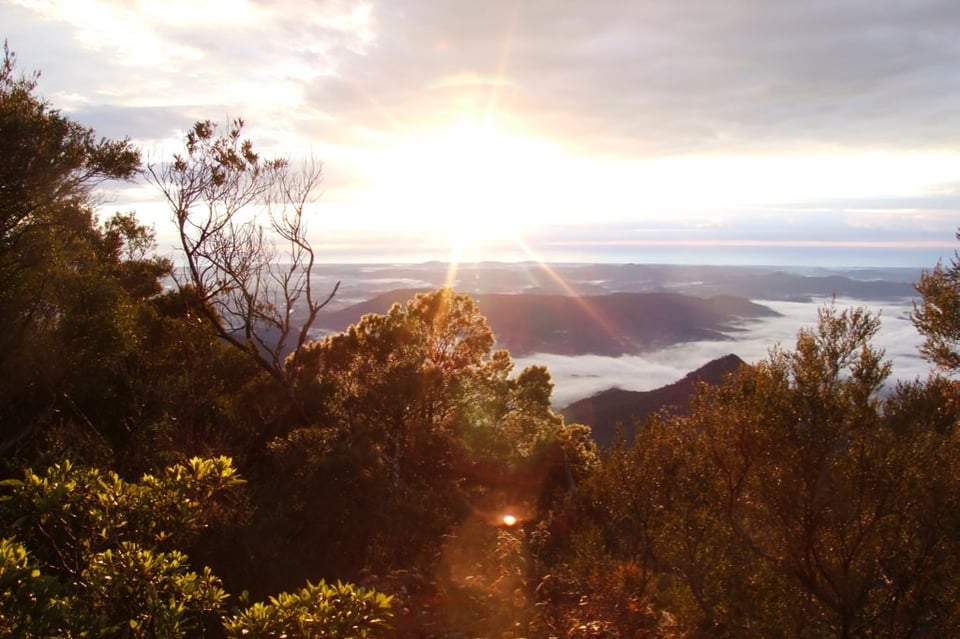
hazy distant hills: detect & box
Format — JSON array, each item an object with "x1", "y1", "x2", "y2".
[
  {"x1": 320, "y1": 262, "x2": 920, "y2": 303},
  {"x1": 688, "y1": 271, "x2": 916, "y2": 302},
  {"x1": 561, "y1": 353, "x2": 746, "y2": 446},
  {"x1": 291, "y1": 263, "x2": 922, "y2": 444},
  {"x1": 313, "y1": 289, "x2": 778, "y2": 357}
]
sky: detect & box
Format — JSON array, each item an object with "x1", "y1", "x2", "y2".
[{"x1": 5, "y1": 0, "x2": 960, "y2": 266}]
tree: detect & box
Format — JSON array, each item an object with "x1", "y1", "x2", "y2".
[
  {"x1": 567, "y1": 305, "x2": 960, "y2": 638},
  {"x1": 912, "y1": 233, "x2": 960, "y2": 371},
  {"x1": 294, "y1": 288, "x2": 564, "y2": 489},
  {"x1": 146, "y1": 119, "x2": 337, "y2": 392},
  {"x1": 0, "y1": 457, "x2": 240, "y2": 636},
  {"x1": 257, "y1": 289, "x2": 568, "y2": 583},
  {"x1": 0, "y1": 42, "x2": 139, "y2": 277},
  {"x1": 0, "y1": 45, "x2": 170, "y2": 465}
]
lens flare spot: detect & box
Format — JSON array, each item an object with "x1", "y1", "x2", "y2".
[{"x1": 502, "y1": 514, "x2": 517, "y2": 527}]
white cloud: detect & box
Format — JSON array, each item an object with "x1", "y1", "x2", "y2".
[
  {"x1": 10, "y1": 0, "x2": 960, "y2": 156},
  {"x1": 522, "y1": 297, "x2": 934, "y2": 408},
  {"x1": 6, "y1": 0, "x2": 960, "y2": 253}
]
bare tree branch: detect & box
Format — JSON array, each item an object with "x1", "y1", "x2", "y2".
[{"x1": 145, "y1": 119, "x2": 339, "y2": 390}]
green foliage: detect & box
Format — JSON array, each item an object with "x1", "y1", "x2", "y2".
[
  {"x1": 1, "y1": 456, "x2": 244, "y2": 568},
  {"x1": 0, "y1": 457, "x2": 244, "y2": 636},
  {"x1": 0, "y1": 457, "x2": 394, "y2": 638},
  {"x1": 78, "y1": 543, "x2": 227, "y2": 637},
  {"x1": 0, "y1": 537, "x2": 64, "y2": 637},
  {"x1": 0, "y1": 45, "x2": 176, "y2": 469},
  {"x1": 0, "y1": 534, "x2": 227, "y2": 638},
  {"x1": 223, "y1": 580, "x2": 392, "y2": 639}
]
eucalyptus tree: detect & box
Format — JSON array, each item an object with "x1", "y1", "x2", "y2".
[{"x1": 146, "y1": 119, "x2": 337, "y2": 392}]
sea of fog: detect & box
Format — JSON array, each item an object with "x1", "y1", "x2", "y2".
[
  {"x1": 515, "y1": 297, "x2": 933, "y2": 408},
  {"x1": 299, "y1": 262, "x2": 936, "y2": 408}
]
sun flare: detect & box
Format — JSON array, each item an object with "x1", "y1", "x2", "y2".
[{"x1": 365, "y1": 117, "x2": 567, "y2": 258}]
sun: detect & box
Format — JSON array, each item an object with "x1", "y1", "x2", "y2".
[
  {"x1": 418, "y1": 121, "x2": 524, "y2": 244},
  {"x1": 365, "y1": 117, "x2": 566, "y2": 258}
]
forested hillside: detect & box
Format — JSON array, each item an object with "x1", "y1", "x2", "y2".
[
  {"x1": 561, "y1": 353, "x2": 746, "y2": 446},
  {"x1": 4, "y1": 48, "x2": 960, "y2": 638}
]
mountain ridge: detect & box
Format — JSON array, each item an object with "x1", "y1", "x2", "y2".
[
  {"x1": 562, "y1": 353, "x2": 747, "y2": 446},
  {"x1": 312, "y1": 289, "x2": 778, "y2": 357}
]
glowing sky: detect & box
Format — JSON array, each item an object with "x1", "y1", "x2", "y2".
[{"x1": 5, "y1": 0, "x2": 960, "y2": 265}]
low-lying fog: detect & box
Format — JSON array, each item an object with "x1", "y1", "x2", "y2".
[{"x1": 516, "y1": 297, "x2": 933, "y2": 408}]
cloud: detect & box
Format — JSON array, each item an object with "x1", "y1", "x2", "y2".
[
  {"x1": 299, "y1": 0, "x2": 960, "y2": 155},
  {"x1": 8, "y1": 0, "x2": 960, "y2": 158},
  {"x1": 6, "y1": 0, "x2": 960, "y2": 251},
  {"x1": 67, "y1": 104, "x2": 204, "y2": 145},
  {"x1": 522, "y1": 297, "x2": 934, "y2": 408},
  {"x1": 5, "y1": 1, "x2": 377, "y2": 146}
]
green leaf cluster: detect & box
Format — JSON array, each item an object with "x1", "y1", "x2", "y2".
[
  {"x1": 223, "y1": 581, "x2": 392, "y2": 639},
  {"x1": 0, "y1": 457, "x2": 243, "y2": 636},
  {"x1": 0, "y1": 457, "x2": 393, "y2": 638}
]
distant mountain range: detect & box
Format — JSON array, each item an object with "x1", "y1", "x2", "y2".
[
  {"x1": 315, "y1": 262, "x2": 920, "y2": 305},
  {"x1": 683, "y1": 271, "x2": 917, "y2": 302},
  {"x1": 313, "y1": 289, "x2": 778, "y2": 357},
  {"x1": 561, "y1": 353, "x2": 746, "y2": 446},
  {"x1": 291, "y1": 263, "x2": 921, "y2": 445}
]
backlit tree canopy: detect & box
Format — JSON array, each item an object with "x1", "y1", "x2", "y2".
[{"x1": 293, "y1": 288, "x2": 563, "y2": 486}]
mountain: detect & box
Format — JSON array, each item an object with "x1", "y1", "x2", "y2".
[
  {"x1": 312, "y1": 290, "x2": 778, "y2": 357},
  {"x1": 561, "y1": 354, "x2": 746, "y2": 446},
  {"x1": 696, "y1": 271, "x2": 917, "y2": 302},
  {"x1": 309, "y1": 262, "x2": 920, "y2": 303}
]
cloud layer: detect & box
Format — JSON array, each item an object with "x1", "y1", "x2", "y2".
[
  {"x1": 8, "y1": 1, "x2": 960, "y2": 153},
  {"x1": 5, "y1": 0, "x2": 960, "y2": 261},
  {"x1": 521, "y1": 297, "x2": 933, "y2": 408},
  {"x1": 305, "y1": 0, "x2": 960, "y2": 155}
]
